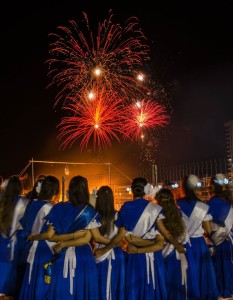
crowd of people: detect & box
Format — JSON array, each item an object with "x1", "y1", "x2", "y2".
[{"x1": 0, "y1": 172, "x2": 232, "y2": 300}]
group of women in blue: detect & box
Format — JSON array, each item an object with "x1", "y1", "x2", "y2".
[
  {"x1": 95, "y1": 175, "x2": 233, "y2": 300},
  {"x1": 0, "y1": 174, "x2": 125, "y2": 300},
  {"x1": 0, "y1": 172, "x2": 233, "y2": 300},
  {"x1": 19, "y1": 175, "x2": 101, "y2": 300}
]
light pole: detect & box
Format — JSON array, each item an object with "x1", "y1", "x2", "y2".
[{"x1": 62, "y1": 165, "x2": 69, "y2": 201}]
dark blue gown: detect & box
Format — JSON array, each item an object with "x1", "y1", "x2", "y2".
[
  {"x1": 19, "y1": 199, "x2": 54, "y2": 300},
  {"x1": 177, "y1": 198, "x2": 219, "y2": 300},
  {"x1": 47, "y1": 202, "x2": 99, "y2": 300},
  {"x1": 115, "y1": 198, "x2": 167, "y2": 300},
  {"x1": 95, "y1": 212, "x2": 125, "y2": 300}
]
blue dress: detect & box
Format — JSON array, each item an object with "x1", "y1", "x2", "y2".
[
  {"x1": 177, "y1": 198, "x2": 219, "y2": 300},
  {"x1": 95, "y1": 212, "x2": 125, "y2": 300},
  {"x1": 115, "y1": 198, "x2": 167, "y2": 300},
  {"x1": 208, "y1": 196, "x2": 233, "y2": 298},
  {"x1": 0, "y1": 196, "x2": 29, "y2": 298},
  {"x1": 46, "y1": 202, "x2": 99, "y2": 300},
  {"x1": 19, "y1": 199, "x2": 54, "y2": 300},
  {"x1": 162, "y1": 236, "x2": 200, "y2": 299}
]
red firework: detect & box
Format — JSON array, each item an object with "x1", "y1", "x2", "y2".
[
  {"x1": 57, "y1": 87, "x2": 124, "y2": 150},
  {"x1": 47, "y1": 11, "x2": 151, "y2": 107},
  {"x1": 121, "y1": 100, "x2": 170, "y2": 141}
]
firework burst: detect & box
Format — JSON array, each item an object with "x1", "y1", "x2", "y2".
[
  {"x1": 121, "y1": 99, "x2": 170, "y2": 141},
  {"x1": 47, "y1": 11, "x2": 151, "y2": 108},
  {"x1": 57, "y1": 87, "x2": 124, "y2": 150},
  {"x1": 47, "y1": 11, "x2": 171, "y2": 151}
]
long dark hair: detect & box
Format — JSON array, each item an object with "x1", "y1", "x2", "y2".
[
  {"x1": 68, "y1": 175, "x2": 90, "y2": 206},
  {"x1": 131, "y1": 177, "x2": 147, "y2": 198},
  {"x1": 156, "y1": 188, "x2": 185, "y2": 239},
  {"x1": 95, "y1": 186, "x2": 115, "y2": 236},
  {"x1": 38, "y1": 175, "x2": 60, "y2": 203},
  {"x1": 0, "y1": 175, "x2": 23, "y2": 235}
]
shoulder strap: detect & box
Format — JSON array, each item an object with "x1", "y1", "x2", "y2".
[
  {"x1": 186, "y1": 201, "x2": 208, "y2": 236},
  {"x1": 132, "y1": 202, "x2": 162, "y2": 237}
]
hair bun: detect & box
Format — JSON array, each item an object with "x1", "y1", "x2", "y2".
[{"x1": 131, "y1": 177, "x2": 147, "y2": 188}]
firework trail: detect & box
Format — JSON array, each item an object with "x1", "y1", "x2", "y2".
[{"x1": 47, "y1": 11, "x2": 151, "y2": 108}]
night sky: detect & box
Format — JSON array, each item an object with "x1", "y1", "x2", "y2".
[{"x1": 1, "y1": 1, "x2": 233, "y2": 177}]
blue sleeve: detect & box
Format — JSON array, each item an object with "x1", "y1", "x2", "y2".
[{"x1": 115, "y1": 204, "x2": 126, "y2": 228}]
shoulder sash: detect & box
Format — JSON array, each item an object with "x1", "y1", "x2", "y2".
[
  {"x1": 183, "y1": 201, "x2": 209, "y2": 237},
  {"x1": 31, "y1": 202, "x2": 53, "y2": 234},
  {"x1": 132, "y1": 201, "x2": 162, "y2": 237},
  {"x1": 212, "y1": 206, "x2": 233, "y2": 245}
]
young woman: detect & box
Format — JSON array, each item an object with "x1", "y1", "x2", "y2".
[
  {"x1": 95, "y1": 177, "x2": 181, "y2": 300},
  {"x1": 176, "y1": 174, "x2": 219, "y2": 300},
  {"x1": 19, "y1": 175, "x2": 60, "y2": 300},
  {"x1": 0, "y1": 175, "x2": 29, "y2": 299},
  {"x1": 93, "y1": 186, "x2": 125, "y2": 300},
  {"x1": 156, "y1": 188, "x2": 200, "y2": 300},
  {"x1": 45, "y1": 175, "x2": 100, "y2": 300},
  {"x1": 207, "y1": 173, "x2": 233, "y2": 299}
]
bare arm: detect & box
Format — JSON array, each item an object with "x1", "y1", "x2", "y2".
[
  {"x1": 125, "y1": 234, "x2": 155, "y2": 246},
  {"x1": 49, "y1": 229, "x2": 86, "y2": 242},
  {"x1": 127, "y1": 234, "x2": 165, "y2": 254},
  {"x1": 53, "y1": 231, "x2": 92, "y2": 254},
  {"x1": 27, "y1": 225, "x2": 55, "y2": 241},
  {"x1": 157, "y1": 219, "x2": 186, "y2": 253},
  {"x1": 90, "y1": 227, "x2": 110, "y2": 245},
  {"x1": 202, "y1": 220, "x2": 212, "y2": 235},
  {"x1": 94, "y1": 227, "x2": 126, "y2": 258}
]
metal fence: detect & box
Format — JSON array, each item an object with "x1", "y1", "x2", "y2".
[{"x1": 19, "y1": 157, "x2": 231, "y2": 208}]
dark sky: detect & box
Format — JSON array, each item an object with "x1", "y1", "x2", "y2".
[{"x1": 1, "y1": 0, "x2": 233, "y2": 177}]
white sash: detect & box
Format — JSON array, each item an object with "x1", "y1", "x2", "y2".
[
  {"x1": 62, "y1": 208, "x2": 99, "y2": 294},
  {"x1": 26, "y1": 202, "x2": 54, "y2": 283},
  {"x1": 211, "y1": 206, "x2": 233, "y2": 245},
  {"x1": 31, "y1": 202, "x2": 53, "y2": 234},
  {"x1": 162, "y1": 231, "x2": 189, "y2": 296},
  {"x1": 27, "y1": 240, "x2": 55, "y2": 285},
  {"x1": 145, "y1": 252, "x2": 155, "y2": 289},
  {"x1": 27, "y1": 240, "x2": 38, "y2": 283},
  {"x1": 63, "y1": 247, "x2": 76, "y2": 295},
  {"x1": 162, "y1": 243, "x2": 174, "y2": 258},
  {"x1": 95, "y1": 212, "x2": 118, "y2": 300},
  {"x1": 225, "y1": 206, "x2": 233, "y2": 234},
  {"x1": 132, "y1": 202, "x2": 162, "y2": 237},
  {"x1": 9, "y1": 197, "x2": 29, "y2": 260},
  {"x1": 106, "y1": 250, "x2": 116, "y2": 300},
  {"x1": 95, "y1": 213, "x2": 118, "y2": 264},
  {"x1": 179, "y1": 252, "x2": 188, "y2": 299},
  {"x1": 129, "y1": 201, "x2": 163, "y2": 290},
  {"x1": 182, "y1": 201, "x2": 209, "y2": 237}
]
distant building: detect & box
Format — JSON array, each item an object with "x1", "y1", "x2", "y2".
[{"x1": 224, "y1": 120, "x2": 233, "y2": 179}]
